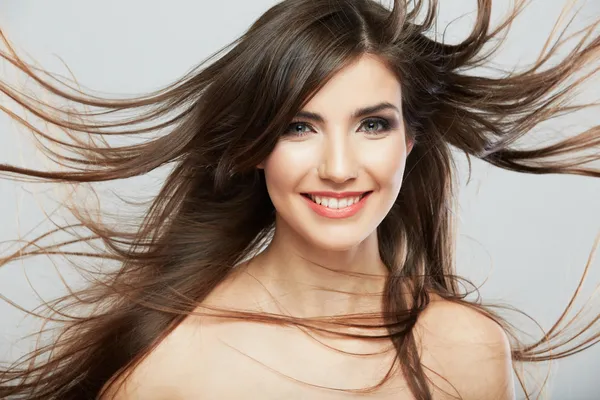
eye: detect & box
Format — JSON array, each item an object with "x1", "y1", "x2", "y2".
[
  {"x1": 359, "y1": 118, "x2": 392, "y2": 134},
  {"x1": 285, "y1": 121, "x2": 314, "y2": 137},
  {"x1": 283, "y1": 117, "x2": 393, "y2": 137}
]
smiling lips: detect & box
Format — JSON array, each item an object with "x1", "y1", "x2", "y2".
[{"x1": 301, "y1": 191, "x2": 372, "y2": 219}]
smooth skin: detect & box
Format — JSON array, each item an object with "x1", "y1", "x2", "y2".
[{"x1": 103, "y1": 54, "x2": 514, "y2": 399}]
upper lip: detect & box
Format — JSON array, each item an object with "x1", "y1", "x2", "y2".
[{"x1": 303, "y1": 191, "x2": 371, "y2": 198}]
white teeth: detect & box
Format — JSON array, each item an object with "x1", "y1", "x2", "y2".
[{"x1": 307, "y1": 194, "x2": 365, "y2": 209}]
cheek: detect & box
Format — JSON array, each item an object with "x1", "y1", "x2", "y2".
[
  {"x1": 362, "y1": 137, "x2": 409, "y2": 187},
  {"x1": 262, "y1": 142, "x2": 313, "y2": 194}
]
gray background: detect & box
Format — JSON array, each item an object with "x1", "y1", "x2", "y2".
[{"x1": 0, "y1": 0, "x2": 599, "y2": 398}]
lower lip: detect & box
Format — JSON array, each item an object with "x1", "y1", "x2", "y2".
[{"x1": 302, "y1": 193, "x2": 371, "y2": 219}]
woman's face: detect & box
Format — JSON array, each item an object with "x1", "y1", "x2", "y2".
[{"x1": 259, "y1": 54, "x2": 413, "y2": 251}]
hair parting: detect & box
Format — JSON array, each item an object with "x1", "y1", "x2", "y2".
[{"x1": 1, "y1": 0, "x2": 599, "y2": 399}]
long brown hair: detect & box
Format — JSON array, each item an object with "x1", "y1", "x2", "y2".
[{"x1": 1, "y1": 0, "x2": 599, "y2": 398}]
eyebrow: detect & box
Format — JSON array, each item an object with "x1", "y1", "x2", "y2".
[{"x1": 293, "y1": 102, "x2": 400, "y2": 123}]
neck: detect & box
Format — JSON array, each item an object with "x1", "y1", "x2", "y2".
[{"x1": 244, "y1": 217, "x2": 389, "y2": 318}]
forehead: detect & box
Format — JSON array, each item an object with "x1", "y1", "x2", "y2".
[{"x1": 301, "y1": 55, "x2": 401, "y2": 115}]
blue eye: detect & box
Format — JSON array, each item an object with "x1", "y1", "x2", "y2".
[
  {"x1": 283, "y1": 118, "x2": 392, "y2": 137},
  {"x1": 286, "y1": 122, "x2": 313, "y2": 136},
  {"x1": 361, "y1": 118, "x2": 391, "y2": 133}
]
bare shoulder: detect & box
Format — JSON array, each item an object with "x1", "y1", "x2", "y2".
[
  {"x1": 99, "y1": 267, "x2": 258, "y2": 400},
  {"x1": 99, "y1": 316, "x2": 211, "y2": 400},
  {"x1": 414, "y1": 294, "x2": 515, "y2": 400}
]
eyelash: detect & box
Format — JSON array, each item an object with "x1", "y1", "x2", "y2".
[{"x1": 284, "y1": 117, "x2": 393, "y2": 137}]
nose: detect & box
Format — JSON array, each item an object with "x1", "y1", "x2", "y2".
[{"x1": 318, "y1": 134, "x2": 359, "y2": 183}]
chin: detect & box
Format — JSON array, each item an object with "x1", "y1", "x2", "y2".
[{"x1": 304, "y1": 230, "x2": 372, "y2": 252}]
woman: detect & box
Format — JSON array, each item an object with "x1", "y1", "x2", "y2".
[{"x1": 1, "y1": 0, "x2": 599, "y2": 398}]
